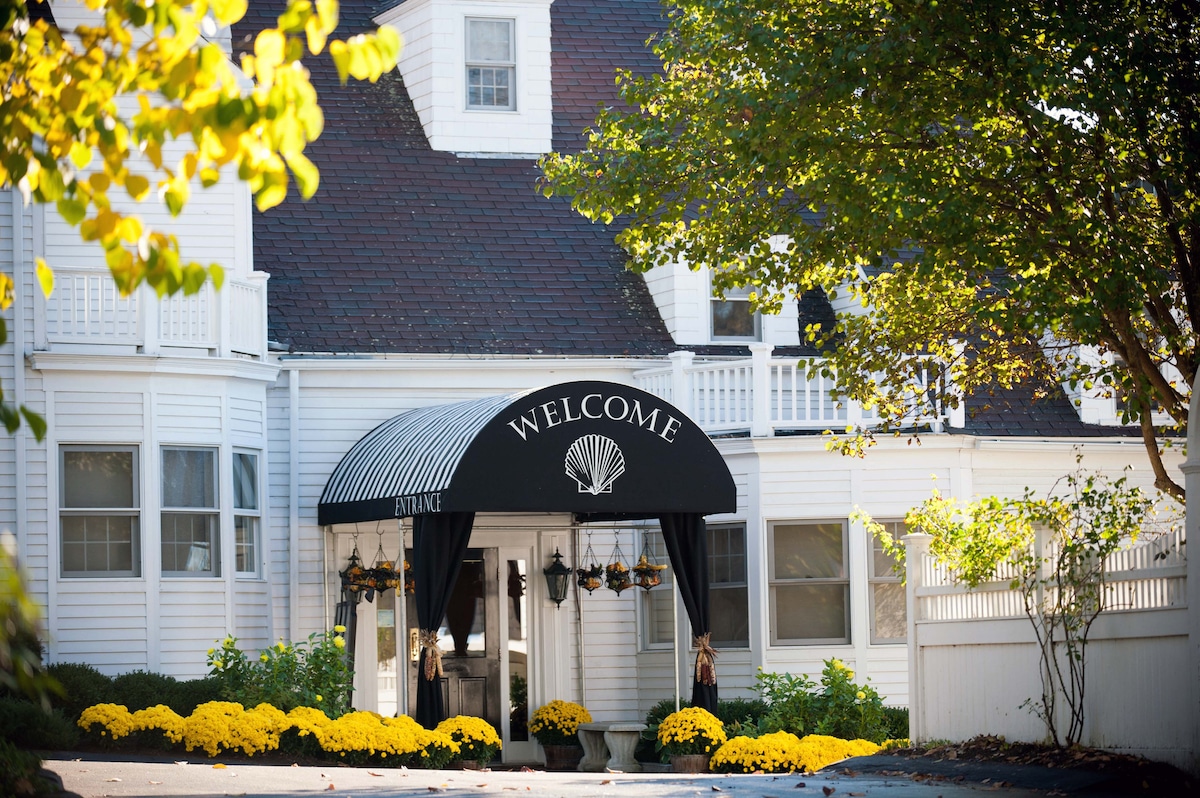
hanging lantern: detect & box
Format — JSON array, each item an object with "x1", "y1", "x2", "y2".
[
  {"x1": 543, "y1": 548, "x2": 571, "y2": 608},
  {"x1": 575, "y1": 532, "x2": 603, "y2": 593},
  {"x1": 606, "y1": 535, "x2": 632, "y2": 594},
  {"x1": 633, "y1": 537, "x2": 667, "y2": 590},
  {"x1": 340, "y1": 546, "x2": 367, "y2": 596}
]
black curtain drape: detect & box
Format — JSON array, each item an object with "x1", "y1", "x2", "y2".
[
  {"x1": 413, "y1": 511, "x2": 476, "y2": 728},
  {"x1": 659, "y1": 512, "x2": 718, "y2": 711}
]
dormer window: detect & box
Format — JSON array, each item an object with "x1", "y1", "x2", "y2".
[
  {"x1": 711, "y1": 282, "x2": 761, "y2": 342},
  {"x1": 466, "y1": 18, "x2": 515, "y2": 111}
]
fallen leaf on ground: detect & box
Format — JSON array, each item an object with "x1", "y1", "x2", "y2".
[
  {"x1": 149, "y1": 781, "x2": 162, "y2": 785},
  {"x1": 711, "y1": 786, "x2": 722, "y2": 792},
  {"x1": 794, "y1": 783, "x2": 805, "y2": 789},
  {"x1": 822, "y1": 787, "x2": 835, "y2": 796},
  {"x1": 326, "y1": 784, "x2": 335, "y2": 790},
  {"x1": 213, "y1": 763, "x2": 227, "y2": 769},
  {"x1": 427, "y1": 788, "x2": 441, "y2": 793},
  {"x1": 600, "y1": 780, "x2": 611, "y2": 785},
  {"x1": 105, "y1": 778, "x2": 121, "y2": 782},
  {"x1": 369, "y1": 772, "x2": 384, "y2": 777}
]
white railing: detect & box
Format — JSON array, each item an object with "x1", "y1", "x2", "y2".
[
  {"x1": 909, "y1": 525, "x2": 1188, "y2": 623},
  {"x1": 44, "y1": 269, "x2": 141, "y2": 343},
  {"x1": 41, "y1": 267, "x2": 267, "y2": 359},
  {"x1": 634, "y1": 344, "x2": 962, "y2": 437}
]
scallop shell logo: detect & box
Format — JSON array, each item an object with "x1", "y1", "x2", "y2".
[{"x1": 564, "y1": 434, "x2": 626, "y2": 495}]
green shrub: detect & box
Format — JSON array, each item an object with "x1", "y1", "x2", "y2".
[
  {"x1": 0, "y1": 737, "x2": 54, "y2": 796},
  {"x1": 45, "y1": 663, "x2": 114, "y2": 722},
  {"x1": 0, "y1": 697, "x2": 80, "y2": 749},
  {"x1": 754, "y1": 660, "x2": 894, "y2": 744},
  {"x1": 172, "y1": 676, "x2": 224, "y2": 716},
  {"x1": 712, "y1": 697, "x2": 769, "y2": 734},
  {"x1": 111, "y1": 670, "x2": 182, "y2": 712},
  {"x1": 207, "y1": 629, "x2": 354, "y2": 716},
  {"x1": 881, "y1": 705, "x2": 910, "y2": 740}
]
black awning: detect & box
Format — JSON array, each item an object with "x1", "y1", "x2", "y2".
[{"x1": 317, "y1": 380, "x2": 737, "y2": 525}]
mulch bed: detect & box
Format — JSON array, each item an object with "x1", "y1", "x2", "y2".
[{"x1": 877, "y1": 735, "x2": 1195, "y2": 796}]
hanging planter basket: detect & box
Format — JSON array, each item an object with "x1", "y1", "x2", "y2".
[
  {"x1": 633, "y1": 537, "x2": 667, "y2": 590},
  {"x1": 606, "y1": 538, "x2": 632, "y2": 594},
  {"x1": 576, "y1": 537, "x2": 604, "y2": 593}
]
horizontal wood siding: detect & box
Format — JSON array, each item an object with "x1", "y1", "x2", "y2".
[
  {"x1": 234, "y1": 580, "x2": 272, "y2": 652},
  {"x1": 55, "y1": 391, "x2": 143, "y2": 438},
  {"x1": 54, "y1": 582, "x2": 150, "y2": 674},
  {"x1": 158, "y1": 393, "x2": 221, "y2": 441},
  {"x1": 230, "y1": 395, "x2": 265, "y2": 441},
  {"x1": 159, "y1": 585, "x2": 229, "y2": 679}
]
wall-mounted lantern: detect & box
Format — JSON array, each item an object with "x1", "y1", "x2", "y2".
[{"x1": 543, "y1": 548, "x2": 571, "y2": 608}]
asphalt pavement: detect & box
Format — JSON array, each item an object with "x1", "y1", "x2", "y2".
[{"x1": 42, "y1": 751, "x2": 1176, "y2": 798}]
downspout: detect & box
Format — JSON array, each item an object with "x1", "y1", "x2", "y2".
[
  {"x1": 288, "y1": 366, "x2": 301, "y2": 642},
  {"x1": 573, "y1": 520, "x2": 585, "y2": 702},
  {"x1": 11, "y1": 193, "x2": 27, "y2": 565}
]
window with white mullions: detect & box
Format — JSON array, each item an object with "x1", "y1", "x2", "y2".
[
  {"x1": 161, "y1": 446, "x2": 219, "y2": 576},
  {"x1": 869, "y1": 521, "x2": 907, "y2": 644},
  {"x1": 60, "y1": 446, "x2": 141, "y2": 577},
  {"x1": 639, "y1": 524, "x2": 749, "y2": 650},
  {"x1": 233, "y1": 450, "x2": 260, "y2": 576},
  {"x1": 466, "y1": 18, "x2": 515, "y2": 110},
  {"x1": 769, "y1": 521, "x2": 850, "y2": 645},
  {"x1": 710, "y1": 279, "x2": 761, "y2": 342}
]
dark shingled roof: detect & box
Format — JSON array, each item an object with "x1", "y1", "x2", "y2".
[{"x1": 240, "y1": 0, "x2": 676, "y2": 356}]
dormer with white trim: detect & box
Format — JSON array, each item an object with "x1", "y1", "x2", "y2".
[{"x1": 375, "y1": 0, "x2": 554, "y2": 157}]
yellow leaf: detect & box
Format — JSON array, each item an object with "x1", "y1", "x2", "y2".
[
  {"x1": 316, "y1": 0, "x2": 339, "y2": 33},
  {"x1": 209, "y1": 263, "x2": 225, "y2": 291},
  {"x1": 35, "y1": 258, "x2": 55, "y2": 298},
  {"x1": 0, "y1": 273, "x2": 13, "y2": 310},
  {"x1": 306, "y1": 17, "x2": 328, "y2": 55},
  {"x1": 69, "y1": 141, "x2": 93, "y2": 169},
  {"x1": 285, "y1": 150, "x2": 319, "y2": 198},
  {"x1": 329, "y1": 40, "x2": 351, "y2": 84},
  {"x1": 89, "y1": 172, "x2": 111, "y2": 194},
  {"x1": 210, "y1": 0, "x2": 248, "y2": 26},
  {"x1": 125, "y1": 174, "x2": 150, "y2": 200},
  {"x1": 254, "y1": 29, "x2": 286, "y2": 85}
]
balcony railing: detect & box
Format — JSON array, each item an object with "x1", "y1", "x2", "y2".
[
  {"x1": 633, "y1": 344, "x2": 963, "y2": 437},
  {"x1": 41, "y1": 267, "x2": 268, "y2": 359}
]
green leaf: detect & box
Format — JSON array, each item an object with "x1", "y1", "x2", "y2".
[
  {"x1": 56, "y1": 199, "x2": 87, "y2": 226},
  {"x1": 285, "y1": 151, "x2": 320, "y2": 199},
  {"x1": 20, "y1": 407, "x2": 47, "y2": 441}
]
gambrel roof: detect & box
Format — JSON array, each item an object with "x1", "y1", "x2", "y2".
[{"x1": 240, "y1": 0, "x2": 677, "y2": 357}]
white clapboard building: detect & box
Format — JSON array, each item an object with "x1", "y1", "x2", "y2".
[{"x1": 0, "y1": 0, "x2": 1187, "y2": 766}]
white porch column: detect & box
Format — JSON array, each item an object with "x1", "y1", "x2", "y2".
[{"x1": 902, "y1": 532, "x2": 932, "y2": 743}]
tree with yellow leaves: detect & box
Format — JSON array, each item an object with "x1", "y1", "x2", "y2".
[{"x1": 0, "y1": 0, "x2": 398, "y2": 432}]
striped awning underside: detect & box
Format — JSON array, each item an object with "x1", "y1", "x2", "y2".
[{"x1": 319, "y1": 389, "x2": 533, "y2": 512}]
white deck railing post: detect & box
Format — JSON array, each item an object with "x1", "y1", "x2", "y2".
[
  {"x1": 749, "y1": 343, "x2": 773, "y2": 437},
  {"x1": 668, "y1": 350, "x2": 695, "y2": 419},
  {"x1": 903, "y1": 532, "x2": 932, "y2": 743}
]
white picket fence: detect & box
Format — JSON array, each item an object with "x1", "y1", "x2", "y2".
[{"x1": 904, "y1": 527, "x2": 1193, "y2": 770}]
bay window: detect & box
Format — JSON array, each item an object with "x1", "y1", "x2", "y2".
[
  {"x1": 60, "y1": 446, "x2": 140, "y2": 577},
  {"x1": 233, "y1": 451, "x2": 260, "y2": 576},
  {"x1": 769, "y1": 521, "x2": 850, "y2": 644},
  {"x1": 161, "y1": 446, "x2": 219, "y2": 576}
]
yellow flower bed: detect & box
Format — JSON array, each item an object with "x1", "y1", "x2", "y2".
[
  {"x1": 711, "y1": 732, "x2": 881, "y2": 774},
  {"x1": 435, "y1": 715, "x2": 502, "y2": 765},
  {"x1": 657, "y1": 707, "x2": 727, "y2": 756},
  {"x1": 78, "y1": 703, "x2": 136, "y2": 741},
  {"x1": 76, "y1": 701, "x2": 461, "y2": 767},
  {"x1": 529, "y1": 700, "x2": 591, "y2": 746}
]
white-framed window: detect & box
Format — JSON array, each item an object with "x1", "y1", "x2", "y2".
[
  {"x1": 769, "y1": 521, "x2": 850, "y2": 645},
  {"x1": 639, "y1": 524, "x2": 749, "y2": 650},
  {"x1": 708, "y1": 523, "x2": 749, "y2": 648},
  {"x1": 869, "y1": 521, "x2": 907, "y2": 644},
  {"x1": 710, "y1": 281, "x2": 761, "y2": 342},
  {"x1": 60, "y1": 445, "x2": 141, "y2": 577},
  {"x1": 465, "y1": 17, "x2": 515, "y2": 111},
  {"x1": 233, "y1": 450, "x2": 260, "y2": 576},
  {"x1": 161, "y1": 446, "x2": 219, "y2": 576}
]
